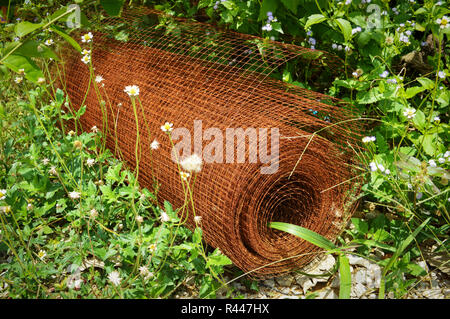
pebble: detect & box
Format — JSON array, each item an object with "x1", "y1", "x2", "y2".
[
  {"x1": 422, "y1": 288, "x2": 444, "y2": 299},
  {"x1": 348, "y1": 255, "x2": 370, "y2": 268},
  {"x1": 351, "y1": 282, "x2": 367, "y2": 298},
  {"x1": 275, "y1": 275, "x2": 295, "y2": 287}
]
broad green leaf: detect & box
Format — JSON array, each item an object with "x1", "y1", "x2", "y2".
[
  {"x1": 9, "y1": 40, "x2": 59, "y2": 60},
  {"x1": 305, "y1": 14, "x2": 327, "y2": 30},
  {"x1": 338, "y1": 254, "x2": 351, "y2": 299},
  {"x1": 335, "y1": 18, "x2": 352, "y2": 42},
  {"x1": 14, "y1": 21, "x2": 44, "y2": 37},
  {"x1": 206, "y1": 254, "x2": 232, "y2": 268},
  {"x1": 412, "y1": 109, "x2": 426, "y2": 131},
  {"x1": 405, "y1": 86, "x2": 426, "y2": 99},
  {"x1": 280, "y1": 0, "x2": 301, "y2": 14},
  {"x1": 269, "y1": 222, "x2": 336, "y2": 251},
  {"x1": 3, "y1": 54, "x2": 44, "y2": 83},
  {"x1": 100, "y1": 0, "x2": 125, "y2": 17},
  {"x1": 50, "y1": 25, "x2": 81, "y2": 52},
  {"x1": 417, "y1": 77, "x2": 435, "y2": 90}
]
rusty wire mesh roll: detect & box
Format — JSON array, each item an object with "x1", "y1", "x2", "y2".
[{"x1": 59, "y1": 9, "x2": 362, "y2": 277}]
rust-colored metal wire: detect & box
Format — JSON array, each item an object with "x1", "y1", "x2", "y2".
[{"x1": 59, "y1": 8, "x2": 362, "y2": 277}]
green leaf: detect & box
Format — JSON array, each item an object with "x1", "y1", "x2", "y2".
[
  {"x1": 338, "y1": 254, "x2": 351, "y2": 299},
  {"x1": 417, "y1": 77, "x2": 435, "y2": 90},
  {"x1": 206, "y1": 254, "x2": 232, "y2": 268},
  {"x1": 305, "y1": 14, "x2": 327, "y2": 30},
  {"x1": 9, "y1": 40, "x2": 59, "y2": 60},
  {"x1": 269, "y1": 222, "x2": 336, "y2": 251},
  {"x1": 14, "y1": 21, "x2": 44, "y2": 37},
  {"x1": 280, "y1": 0, "x2": 300, "y2": 14},
  {"x1": 50, "y1": 25, "x2": 81, "y2": 52},
  {"x1": 412, "y1": 109, "x2": 426, "y2": 131},
  {"x1": 100, "y1": 0, "x2": 124, "y2": 17},
  {"x1": 2, "y1": 54, "x2": 44, "y2": 83},
  {"x1": 405, "y1": 86, "x2": 426, "y2": 99},
  {"x1": 335, "y1": 18, "x2": 352, "y2": 42}
]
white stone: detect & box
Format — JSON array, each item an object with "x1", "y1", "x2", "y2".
[
  {"x1": 275, "y1": 275, "x2": 295, "y2": 287},
  {"x1": 351, "y1": 283, "x2": 367, "y2": 298},
  {"x1": 263, "y1": 279, "x2": 275, "y2": 288},
  {"x1": 317, "y1": 254, "x2": 336, "y2": 272},
  {"x1": 302, "y1": 278, "x2": 317, "y2": 293},
  {"x1": 422, "y1": 288, "x2": 444, "y2": 299},
  {"x1": 354, "y1": 269, "x2": 368, "y2": 285},
  {"x1": 348, "y1": 255, "x2": 370, "y2": 268},
  {"x1": 316, "y1": 289, "x2": 338, "y2": 299}
]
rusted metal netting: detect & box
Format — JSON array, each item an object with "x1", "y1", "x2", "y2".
[{"x1": 59, "y1": 9, "x2": 362, "y2": 277}]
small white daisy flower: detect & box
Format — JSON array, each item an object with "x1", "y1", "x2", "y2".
[
  {"x1": 86, "y1": 158, "x2": 95, "y2": 167},
  {"x1": 37, "y1": 77, "x2": 46, "y2": 85},
  {"x1": 37, "y1": 250, "x2": 47, "y2": 260},
  {"x1": 428, "y1": 159, "x2": 437, "y2": 167},
  {"x1": 18, "y1": 68, "x2": 25, "y2": 75},
  {"x1": 42, "y1": 158, "x2": 50, "y2": 165},
  {"x1": 81, "y1": 49, "x2": 91, "y2": 56},
  {"x1": 180, "y1": 153, "x2": 203, "y2": 173},
  {"x1": 160, "y1": 211, "x2": 171, "y2": 223},
  {"x1": 149, "y1": 243, "x2": 157, "y2": 252},
  {"x1": 124, "y1": 85, "x2": 139, "y2": 97},
  {"x1": 90, "y1": 208, "x2": 98, "y2": 218},
  {"x1": 44, "y1": 39, "x2": 54, "y2": 46},
  {"x1": 161, "y1": 122, "x2": 174, "y2": 133},
  {"x1": 91, "y1": 125, "x2": 99, "y2": 133},
  {"x1": 434, "y1": 116, "x2": 440, "y2": 122},
  {"x1": 95, "y1": 75, "x2": 104, "y2": 83},
  {"x1": 81, "y1": 32, "x2": 93, "y2": 43},
  {"x1": 14, "y1": 76, "x2": 23, "y2": 84},
  {"x1": 180, "y1": 171, "x2": 190, "y2": 181},
  {"x1": 194, "y1": 215, "x2": 202, "y2": 224},
  {"x1": 369, "y1": 162, "x2": 377, "y2": 172},
  {"x1": 362, "y1": 136, "x2": 376, "y2": 143},
  {"x1": 436, "y1": 16, "x2": 449, "y2": 29},
  {"x1": 135, "y1": 215, "x2": 144, "y2": 223},
  {"x1": 81, "y1": 55, "x2": 91, "y2": 64},
  {"x1": 139, "y1": 266, "x2": 152, "y2": 279},
  {"x1": 0, "y1": 189, "x2": 6, "y2": 200},
  {"x1": 68, "y1": 191, "x2": 81, "y2": 200},
  {"x1": 403, "y1": 108, "x2": 416, "y2": 119},
  {"x1": 150, "y1": 139, "x2": 159, "y2": 150},
  {"x1": 49, "y1": 166, "x2": 57, "y2": 176},
  {"x1": 108, "y1": 270, "x2": 122, "y2": 286}
]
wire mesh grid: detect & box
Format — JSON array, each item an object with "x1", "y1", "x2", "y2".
[{"x1": 58, "y1": 8, "x2": 363, "y2": 277}]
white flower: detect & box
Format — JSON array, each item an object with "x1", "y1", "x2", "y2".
[
  {"x1": 81, "y1": 55, "x2": 91, "y2": 64},
  {"x1": 369, "y1": 162, "x2": 377, "y2": 172},
  {"x1": 386, "y1": 78, "x2": 397, "y2": 84},
  {"x1": 81, "y1": 32, "x2": 93, "y2": 43},
  {"x1": 81, "y1": 49, "x2": 91, "y2": 56},
  {"x1": 49, "y1": 166, "x2": 57, "y2": 176},
  {"x1": 194, "y1": 215, "x2": 202, "y2": 224},
  {"x1": 90, "y1": 208, "x2": 98, "y2": 218},
  {"x1": 86, "y1": 158, "x2": 95, "y2": 167},
  {"x1": 180, "y1": 153, "x2": 203, "y2": 173},
  {"x1": 124, "y1": 85, "x2": 139, "y2": 97},
  {"x1": 95, "y1": 75, "x2": 104, "y2": 83},
  {"x1": 332, "y1": 43, "x2": 337, "y2": 49},
  {"x1": 37, "y1": 77, "x2": 45, "y2": 85},
  {"x1": 38, "y1": 250, "x2": 47, "y2": 260},
  {"x1": 42, "y1": 158, "x2": 50, "y2": 165},
  {"x1": 0, "y1": 189, "x2": 6, "y2": 200},
  {"x1": 436, "y1": 16, "x2": 449, "y2": 29},
  {"x1": 438, "y1": 157, "x2": 445, "y2": 164},
  {"x1": 18, "y1": 68, "x2": 25, "y2": 75},
  {"x1": 434, "y1": 116, "x2": 440, "y2": 122},
  {"x1": 44, "y1": 39, "x2": 54, "y2": 46},
  {"x1": 377, "y1": 164, "x2": 385, "y2": 172},
  {"x1": 161, "y1": 122, "x2": 173, "y2": 133},
  {"x1": 149, "y1": 243, "x2": 157, "y2": 252},
  {"x1": 351, "y1": 27, "x2": 362, "y2": 35},
  {"x1": 108, "y1": 271, "x2": 122, "y2": 286},
  {"x1": 444, "y1": 151, "x2": 450, "y2": 158},
  {"x1": 160, "y1": 211, "x2": 171, "y2": 223},
  {"x1": 135, "y1": 215, "x2": 143, "y2": 223},
  {"x1": 345, "y1": 0, "x2": 352, "y2": 5},
  {"x1": 362, "y1": 136, "x2": 376, "y2": 143},
  {"x1": 416, "y1": 192, "x2": 423, "y2": 200},
  {"x1": 262, "y1": 24, "x2": 272, "y2": 32},
  {"x1": 428, "y1": 160, "x2": 437, "y2": 167},
  {"x1": 139, "y1": 266, "x2": 152, "y2": 279},
  {"x1": 68, "y1": 191, "x2": 81, "y2": 199},
  {"x1": 380, "y1": 70, "x2": 389, "y2": 78},
  {"x1": 91, "y1": 125, "x2": 99, "y2": 133},
  {"x1": 27, "y1": 203, "x2": 33, "y2": 210},
  {"x1": 150, "y1": 139, "x2": 159, "y2": 150},
  {"x1": 403, "y1": 108, "x2": 416, "y2": 119},
  {"x1": 399, "y1": 33, "x2": 410, "y2": 44},
  {"x1": 437, "y1": 71, "x2": 446, "y2": 79},
  {"x1": 180, "y1": 171, "x2": 190, "y2": 181},
  {"x1": 384, "y1": 169, "x2": 391, "y2": 175},
  {"x1": 14, "y1": 76, "x2": 23, "y2": 84}
]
